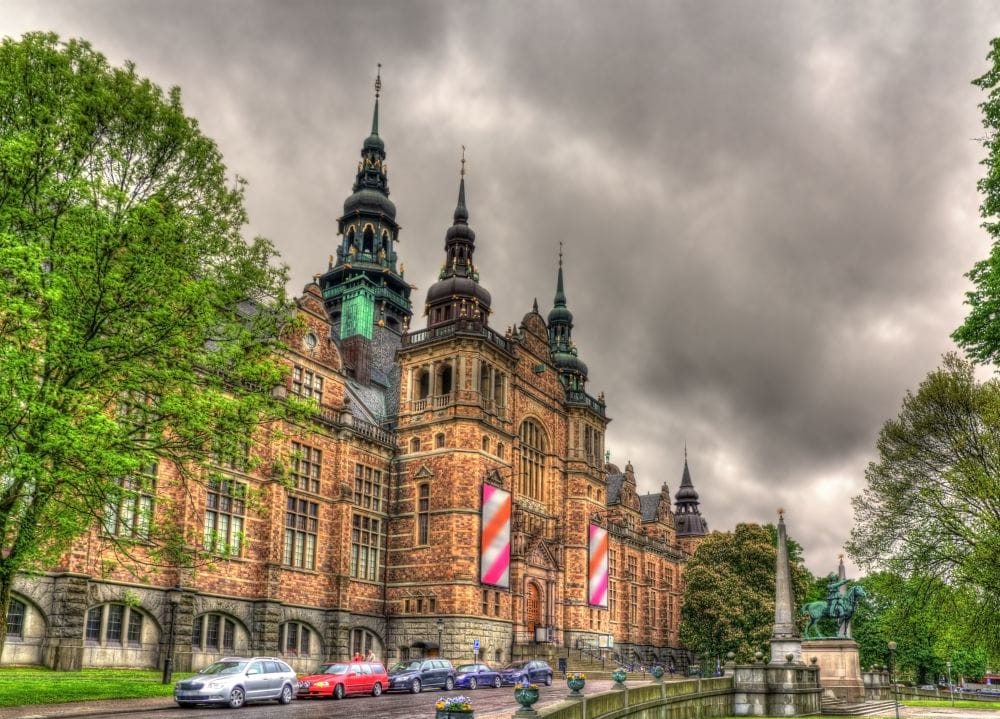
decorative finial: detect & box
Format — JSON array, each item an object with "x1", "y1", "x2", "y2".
[
  {"x1": 778, "y1": 507, "x2": 785, "y2": 520},
  {"x1": 461, "y1": 145, "x2": 466, "y2": 177},
  {"x1": 375, "y1": 63, "x2": 382, "y2": 100},
  {"x1": 684, "y1": 441, "x2": 688, "y2": 463},
  {"x1": 558, "y1": 241, "x2": 563, "y2": 267}
]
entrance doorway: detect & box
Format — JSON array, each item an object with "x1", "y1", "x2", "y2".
[{"x1": 526, "y1": 582, "x2": 542, "y2": 636}]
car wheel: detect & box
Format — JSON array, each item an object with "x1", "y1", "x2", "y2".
[
  {"x1": 544, "y1": 673, "x2": 552, "y2": 686},
  {"x1": 444, "y1": 676, "x2": 455, "y2": 691},
  {"x1": 469, "y1": 677, "x2": 478, "y2": 690},
  {"x1": 410, "y1": 679, "x2": 421, "y2": 694},
  {"x1": 493, "y1": 675, "x2": 502, "y2": 688},
  {"x1": 333, "y1": 683, "x2": 345, "y2": 700},
  {"x1": 228, "y1": 687, "x2": 245, "y2": 709},
  {"x1": 278, "y1": 684, "x2": 293, "y2": 705},
  {"x1": 372, "y1": 682, "x2": 382, "y2": 697}
]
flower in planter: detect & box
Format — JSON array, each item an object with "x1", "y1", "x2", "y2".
[
  {"x1": 514, "y1": 682, "x2": 539, "y2": 690},
  {"x1": 566, "y1": 672, "x2": 586, "y2": 681},
  {"x1": 435, "y1": 695, "x2": 474, "y2": 712}
]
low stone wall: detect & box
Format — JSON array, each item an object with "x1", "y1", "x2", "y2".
[{"x1": 536, "y1": 678, "x2": 733, "y2": 719}]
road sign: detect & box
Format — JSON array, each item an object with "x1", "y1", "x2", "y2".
[{"x1": 473, "y1": 639, "x2": 480, "y2": 650}]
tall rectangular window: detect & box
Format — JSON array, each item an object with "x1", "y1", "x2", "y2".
[
  {"x1": 350, "y1": 513, "x2": 382, "y2": 581},
  {"x1": 354, "y1": 464, "x2": 384, "y2": 511},
  {"x1": 85, "y1": 607, "x2": 102, "y2": 641},
  {"x1": 204, "y1": 478, "x2": 246, "y2": 555},
  {"x1": 292, "y1": 366, "x2": 324, "y2": 404},
  {"x1": 283, "y1": 496, "x2": 318, "y2": 569},
  {"x1": 103, "y1": 463, "x2": 157, "y2": 540},
  {"x1": 6, "y1": 600, "x2": 25, "y2": 638},
  {"x1": 127, "y1": 611, "x2": 143, "y2": 644},
  {"x1": 417, "y1": 483, "x2": 430, "y2": 545},
  {"x1": 106, "y1": 604, "x2": 124, "y2": 642},
  {"x1": 291, "y1": 442, "x2": 321, "y2": 493}
]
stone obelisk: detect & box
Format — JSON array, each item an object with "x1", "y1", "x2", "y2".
[{"x1": 770, "y1": 508, "x2": 802, "y2": 664}]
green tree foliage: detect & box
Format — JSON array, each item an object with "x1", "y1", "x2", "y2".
[
  {"x1": 954, "y1": 37, "x2": 1000, "y2": 362},
  {"x1": 847, "y1": 354, "x2": 1000, "y2": 654},
  {"x1": 850, "y1": 573, "x2": 990, "y2": 685},
  {"x1": 679, "y1": 523, "x2": 811, "y2": 664},
  {"x1": 0, "y1": 33, "x2": 299, "y2": 655}
]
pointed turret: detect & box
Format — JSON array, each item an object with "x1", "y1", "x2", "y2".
[
  {"x1": 424, "y1": 149, "x2": 492, "y2": 329},
  {"x1": 674, "y1": 446, "x2": 708, "y2": 537},
  {"x1": 318, "y1": 65, "x2": 412, "y2": 386},
  {"x1": 548, "y1": 245, "x2": 588, "y2": 391},
  {"x1": 770, "y1": 508, "x2": 802, "y2": 664}
]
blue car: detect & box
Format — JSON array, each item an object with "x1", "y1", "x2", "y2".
[
  {"x1": 499, "y1": 659, "x2": 553, "y2": 686},
  {"x1": 454, "y1": 663, "x2": 503, "y2": 689}
]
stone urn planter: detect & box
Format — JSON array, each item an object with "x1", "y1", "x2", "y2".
[
  {"x1": 651, "y1": 665, "x2": 665, "y2": 682},
  {"x1": 514, "y1": 683, "x2": 540, "y2": 709},
  {"x1": 436, "y1": 695, "x2": 474, "y2": 719},
  {"x1": 611, "y1": 668, "x2": 627, "y2": 689},
  {"x1": 566, "y1": 672, "x2": 586, "y2": 697}
]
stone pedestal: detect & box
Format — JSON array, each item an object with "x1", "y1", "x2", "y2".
[
  {"x1": 802, "y1": 639, "x2": 864, "y2": 703},
  {"x1": 732, "y1": 662, "x2": 822, "y2": 716}
]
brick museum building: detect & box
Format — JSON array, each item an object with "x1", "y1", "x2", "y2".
[{"x1": 3, "y1": 81, "x2": 708, "y2": 674}]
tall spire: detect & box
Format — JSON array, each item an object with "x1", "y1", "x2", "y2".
[
  {"x1": 675, "y1": 449, "x2": 708, "y2": 537},
  {"x1": 370, "y1": 63, "x2": 381, "y2": 137},
  {"x1": 548, "y1": 244, "x2": 587, "y2": 390},
  {"x1": 318, "y1": 66, "x2": 412, "y2": 384},
  {"x1": 770, "y1": 508, "x2": 802, "y2": 663},
  {"x1": 424, "y1": 148, "x2": 492, "y2": 329}
]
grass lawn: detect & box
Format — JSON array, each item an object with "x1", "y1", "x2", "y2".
[
  {"x1": 903, "y1": 698, "x2": 1000, "y2": 710},
  {"x1": 0, "y1": 667, "x2": 192, "y2": 707}
]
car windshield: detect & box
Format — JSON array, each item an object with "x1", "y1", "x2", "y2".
[
  {"x1": 503, "y1": 662, "x2": 527, "y2": 670},
  {"x1": 456, "y1": 664, "x2": 478, "y2": 673},
  {"x1": 316, "y1": 663, "x2": 349, "y2": 675},
  {"x1": 390, "y1": 661, "x2": 422, "y2": 672},
  {"x1": 199, "y1": 660, "x2": 247, "y2": 676}
]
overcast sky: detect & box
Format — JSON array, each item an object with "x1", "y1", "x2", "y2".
[{"x1": 6, "y1": 0, "x2": 999, "y2": 576}]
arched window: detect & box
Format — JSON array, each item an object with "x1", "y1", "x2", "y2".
[
  {"x1": 497, "y1": 443, "x2": 505, "y2": 460},
  {"x1": 191, "y1": 613, "x2": 242, "y2": 652},
  {"x1": 6, "y1": 598, "x2": 25, "y2": 639},
  {"x1": 416, "y1": 370, "x2": 430, "y2": 400},
  {"x1": 435, "y1": 433, "x2": 445, "y2": 449},
  {"x1": 409, "y1": 437, "x2": 421, "y2": 453},
  {"x1": 437, "y1": 363, "x2": 453, "y2": 395},
  {"x1": 482, "y1": 436, "x2": 490, "y2": 452},
  {"x1": 346, "y1": 226, "x2": 356, "y2": 250},
  {"x1": 519, "y1": 420, "x2": 547, "y2": 501},
  {"x1": 85, "y1": 604, "x2": 146, "y2": 646},
  {"x1": 278, "y1": 621, "x2": 315, "y2": 656},
  {"x1": 362, "y1": 225, "x2": 375, "y2": 253},
  {"x1": 381, "y1": 231, "x2": 390, "y2": 256}
]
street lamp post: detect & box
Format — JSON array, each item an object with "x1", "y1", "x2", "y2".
[
  {"x1": 162, "y1": 586, "x2": 182, "y2": 685},
  {"x1": 946, "y1": 660, "x2": 954, "y2": 706},
  {"x1": 436, "y1": 618, "x2": 444, "y2": 660},
  {"x1": 888, "y1": 641, "x2": 900, "y2": 719}
]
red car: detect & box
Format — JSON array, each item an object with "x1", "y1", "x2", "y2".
[{"x1": 297, "y1": 661, "x2": 388, "y2": 699}]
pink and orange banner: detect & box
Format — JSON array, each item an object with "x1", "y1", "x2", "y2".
[
  {"x1": 480, "y1": 484, "x2": 511, "y2": 588},
  {"x1": 588, "y1": 524, "x2": 608, "y2": 607}
]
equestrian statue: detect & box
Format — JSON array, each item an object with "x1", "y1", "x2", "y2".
[{"x1": 801, "y1": 573, "x2": 867, "y2": 639}]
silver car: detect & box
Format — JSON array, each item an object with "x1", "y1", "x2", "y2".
[{"x1": 174, "y1": 656, "x2": 297, "y2": 708}]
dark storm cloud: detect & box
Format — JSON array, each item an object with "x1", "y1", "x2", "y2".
[{"x1": 5, "y1": 0, "x2": 1000, "y2": 574}]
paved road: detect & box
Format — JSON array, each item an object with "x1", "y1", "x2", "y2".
[{"x1": 0, "y1": 680, "x2": 610, "y2": 719}]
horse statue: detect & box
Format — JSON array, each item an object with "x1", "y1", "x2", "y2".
[{"x1": 801, "y1": 584, "x2": 867, "y2": 639}]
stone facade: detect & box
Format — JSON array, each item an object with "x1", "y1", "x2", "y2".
[{"x1": 3, "y1": 89, "x2": 708, "y2": 673}]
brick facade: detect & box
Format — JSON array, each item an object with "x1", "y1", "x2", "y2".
[{"x1": 4, "y1": 95, "x2": 708, "y2": 674}]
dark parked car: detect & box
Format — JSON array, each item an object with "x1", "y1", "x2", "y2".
[
  {"x1": 499, "y1": 659, "x2": 553, "y2": 686},
  {"x1": 387, "y1": 658, "x2": 456, "y2": 693},
  {"x1": 454, "y1": 662, "x2": 502, "y2": 689},
  {"x1": 174, "y1": 656, "x2": 297, "y2": 708}
]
